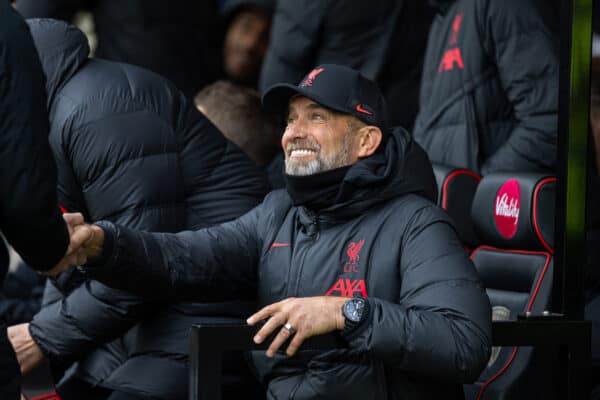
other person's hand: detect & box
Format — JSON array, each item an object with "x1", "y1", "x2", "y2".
[
  {"x1": 247, "y1": 296, "x2": 347, "y2": 357},
  {"x1": 7, "y1": 323, "x2": 44, "y2": 375},
  {"x1": 40, "y1": 213, "x2": 98, "y2": 276}
]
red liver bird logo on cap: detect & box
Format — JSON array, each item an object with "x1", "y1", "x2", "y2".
[{"x1": 300, "y1": 68, "x2": 325, "y2": 87}]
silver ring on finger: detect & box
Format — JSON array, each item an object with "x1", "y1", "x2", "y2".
[{"x1": 283, "y1": 322, "x2": 296, "y2": 335}]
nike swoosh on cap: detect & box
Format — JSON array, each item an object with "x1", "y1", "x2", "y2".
[{"x1": 356, "y1": 104, "x2": 373, "y2": 115}]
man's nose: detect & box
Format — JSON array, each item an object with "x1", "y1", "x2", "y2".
[{"x1": 283, "y1": 119, "x2": 308, "y2": 141}]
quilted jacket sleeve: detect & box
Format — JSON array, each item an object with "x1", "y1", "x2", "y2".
[{"x1": 82, "y1": 199, "x2": 268, "y2": 302}]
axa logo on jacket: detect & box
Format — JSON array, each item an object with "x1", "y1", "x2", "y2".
[
  {"x1": 494, "y1": 179, "x2": 521, "y2": 239},
  {"x1": 325, "y1": 239, "x2": 368, "y2": 297},
  {"x1": 438, "y1": 13, "x2": 465, "y2": 72}
]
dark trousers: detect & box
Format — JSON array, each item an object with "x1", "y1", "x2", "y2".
[
  {"x1": 57, "y1": 377, "x2": 152, "y2": 400},
  {"x1": 0, "y1": 324, "x2": 20, "y2": 400}
]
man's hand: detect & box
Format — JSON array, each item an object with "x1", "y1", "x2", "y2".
[
  {"x1": 40, "y1": 213, "x2": 104, "y2": 276},
  {"x1": 247, "y1": 296, "x2": 348, "y2": 357},
  {"x1": 7, "y1": 323, "x2": 44, "y2": 376}
]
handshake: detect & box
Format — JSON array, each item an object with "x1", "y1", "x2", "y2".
[{"x1": 42, "y1": 213, "x2": 104, "y2": 276}]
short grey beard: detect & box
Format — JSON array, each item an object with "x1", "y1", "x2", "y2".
[{"x1": 285, "y1": 132, "x2": 354, "y2": 176}]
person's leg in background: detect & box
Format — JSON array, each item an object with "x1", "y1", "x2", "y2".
[{"x1": 0, "y1": 323, "x2": 20, "y2": 400}]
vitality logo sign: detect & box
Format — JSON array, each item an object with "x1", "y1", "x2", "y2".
[{"x1": 494, "y1": 179, "x2": 520, "y2": 239}]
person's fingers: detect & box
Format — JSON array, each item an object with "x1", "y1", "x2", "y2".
[
  {"x1": 247, "y1": 303, "x2": 277, "y2": 326},
  {"x1": 253, "y1": 311, "x2": 287, "y2": 344},
  {"x1": 63, "y1": 212, "x2": 84, "y2": 227},
  {"x1": 266, "y1": 324, "x2": 295, "y2": 357},
  {"x1": 67, "y1": 224, "x2": 93, "y2": 254},
  {"x1": 285, "y1": 329, "x2": 305, "y2": 357},
  {"x1": 74, "y1": 248, "x2": 88, "y2": 265}
]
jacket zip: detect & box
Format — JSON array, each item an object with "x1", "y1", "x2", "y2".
[{"x1": 291, "y1": 214, "x2": 319, "y2": 296}]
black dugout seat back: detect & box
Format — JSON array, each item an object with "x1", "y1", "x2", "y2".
[
  {"x1": 432, "y1": 163, "x2": 481, "y2": 247},
  {"x1": 464, "y1": 173, "x2": 557, "y2": 400}
]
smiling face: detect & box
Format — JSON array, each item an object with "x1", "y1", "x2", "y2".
[{"x1": 282, "y1": 96, "x2": 363, "y2": 176}]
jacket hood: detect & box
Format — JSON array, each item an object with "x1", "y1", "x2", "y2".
[
  {"x1": 304, "y1": 127, "x2": 437, "y2": 222},
  {"x1": 26, "y1": 19, "x2": 89, "y2": 108},
  {"x1": 428, "y1": 0, "x2": 455, "y2": 13}
]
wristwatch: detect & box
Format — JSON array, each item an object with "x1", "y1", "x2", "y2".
[{"x1": 342, "y1": 298, "x2": 367, "y2": 331}]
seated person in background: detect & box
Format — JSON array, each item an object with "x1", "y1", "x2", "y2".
[
  {"x1": 413, "y1": 0, "x2": 559, "y2": 174},
  {"x1": 53, "y1": 65, "x2": 492, "y2": 400},
  {"x1": 8, "y1": 19, "x2": 268, "y2": 400},
  {"x1": 221, "y1": 0, "x2": 274, "y2": 88},
  {"x1": 195, "y1": 80, "x2": 284, "y2": 188}
]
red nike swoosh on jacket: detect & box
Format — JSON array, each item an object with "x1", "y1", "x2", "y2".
[{"x1": 270, "y1": 242, "x2": 291, "y2": 248}]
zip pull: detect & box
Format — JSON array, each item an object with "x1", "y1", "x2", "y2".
[{"x1": 306, "y1": 215, "x2": 319, "y2": 237}]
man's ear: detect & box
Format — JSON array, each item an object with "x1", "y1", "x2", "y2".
[{"x1": 356, "y1": 126, "x2": 382, "y2": 159}]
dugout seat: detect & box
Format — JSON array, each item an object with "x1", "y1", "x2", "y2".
[{"x1": 464, "y1": 173, "x2": 557, "y2": 400}]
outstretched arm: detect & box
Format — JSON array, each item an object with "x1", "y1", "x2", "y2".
[{"x1": 49, "y1": 206, "x2": 264, "y2": 302}]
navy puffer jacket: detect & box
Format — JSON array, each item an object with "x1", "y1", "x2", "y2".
[{"x1": 26, "y1": 19, "x2": 268, "y2": 399}]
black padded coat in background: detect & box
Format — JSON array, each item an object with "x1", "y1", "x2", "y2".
[
  {"x1": 25, "y1": 19, "x2": 268, "y2": 400},
  {"x1": 0, "y1": 4, "x2": 70, "y2": 400},
  {"x1": 258, "y1": 0, "x2": 434, "y2": 130},
  {"x1": 15, "y1": 0, "x2": 224, "y2": 97},
  {"x1": 87, "y1": 128, "x2": 492, "y2": 400},
  {"x1": 413, "y1": 0, "x2": 559, "y2": 174}
]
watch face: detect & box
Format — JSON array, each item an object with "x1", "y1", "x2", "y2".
[{"x1": 344, "y1": 298, "x2": 365, "y2": 322}]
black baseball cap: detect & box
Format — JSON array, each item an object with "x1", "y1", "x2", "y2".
[{"x1": 262, "y1": 64, "x2": 388, "y2": 133}]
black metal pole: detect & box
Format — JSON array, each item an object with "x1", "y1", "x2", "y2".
[{"x1": 553, "y1": 0, "x2": 592, "y2": 319}]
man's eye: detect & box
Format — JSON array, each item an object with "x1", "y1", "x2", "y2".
[
  {"x1": 312, "y1": 113, "x2": 323, "y2": 120},
  {"x1": 286, "y1": 116, "x2": 296, "y2": 124}
]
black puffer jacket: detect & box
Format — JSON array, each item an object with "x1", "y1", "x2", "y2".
[
  {"x1": 0, "y1": 5, "x2": 69, "y2": 399},
  {"x1": 87, "y1": 128, "x2": 492, "y2": 399},
  {"x1": 25, "y1": 19, "x2": 267, "y2": 399},
  {"x1": 258, "y1": 0, "x2": 433, "y2": 129},
  {"x1": 413, "y1": 0, "x2": 558, "y2": 174}
]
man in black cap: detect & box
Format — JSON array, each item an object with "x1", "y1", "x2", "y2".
[{"x1": 49, "y1": 64, "x2": 492, "y2": 399}]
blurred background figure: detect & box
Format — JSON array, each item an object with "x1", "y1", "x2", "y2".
[
  {"x1": 413, "y1": 0, "x2": 559, "y2": 175},
  {"x1": 258, "y1": 0, "x2": 434, "y2": 129},
  {"x1": 221, "y1": 0, "x2": 274, "y2": 88},
  {"x1": 195, "y1": 80, "x2": 284, "y2": 188},
  {"x1": 14, "y1": 0, "x2": 224, "y2": 98}
]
